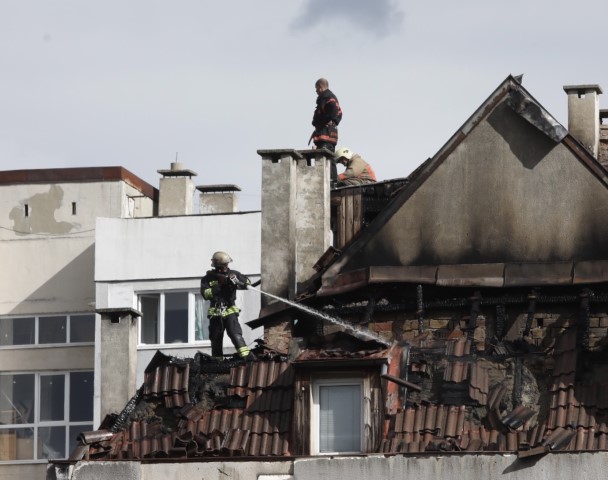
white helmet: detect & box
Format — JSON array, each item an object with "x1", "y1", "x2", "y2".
[
  {"x1": 211, "y1": 251, "x2": 232, "y2": 268},
  {"x1": 334, "y1": 147, "x2": 354, "y2": 162}
]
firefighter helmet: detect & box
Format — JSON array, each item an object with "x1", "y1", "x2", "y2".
[
  {"x1": 334, "y1": 147, "x2": 353, "y2": 163},
  {"x1": 211, "y1": 251, "x2": 232, "y2": 268}
]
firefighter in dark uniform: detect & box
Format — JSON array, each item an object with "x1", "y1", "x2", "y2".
[
  {"x1": 311, "y1": 77, "x2": 342, "y2": 183},
  {"x1": 200, "y1": 251, "x2": 253, "y2": 360}
]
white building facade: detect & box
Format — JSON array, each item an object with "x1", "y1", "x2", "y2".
[{"x1": 0, "y1": 167, "x2": 156, "y2": 478}]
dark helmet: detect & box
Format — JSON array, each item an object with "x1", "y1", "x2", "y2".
[{"x1": 211, "y1": 251, "x2": 232, "y2": 268}]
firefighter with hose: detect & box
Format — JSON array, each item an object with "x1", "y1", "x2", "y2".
[{"x1": 200, "y1": 251, "x2": 254, "y2": 361}]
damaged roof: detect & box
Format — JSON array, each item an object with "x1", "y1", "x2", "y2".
[{"x1": 317, "y1": 75, "x2": 608, "y2": 296}]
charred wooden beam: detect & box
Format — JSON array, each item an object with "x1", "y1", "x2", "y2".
[
  {"x1": 496, "y1": 304, "x2": 506, "y2": 340},
  {"x1": 416, "y1": 284, "x2": 424, "y2": 335},
  {"x1": 523, "y1": 291, "x2": 537, "y2": 337},
  {"x1": 468, "y1": 290, "x2": 481, "y2": 331},
  {"x1": 577, "y1": 289, "x2": 591, "y2": 351},
  {"x1": 381, "y1": 373, "x2": 422, "y2": 392}
]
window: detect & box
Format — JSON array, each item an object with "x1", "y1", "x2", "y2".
[
  {"x1": 311, "y1": 378, "x2": 364, "y2": 454},
  {"x1": 0, "y1": 371, "x2": 93, "y2": 462},
  {"x1": 138, "y1": 291, "x2": 208, "y2": 345},
  {"x1": 0, "y1": 314, "x2": 94, "y2": 347}
]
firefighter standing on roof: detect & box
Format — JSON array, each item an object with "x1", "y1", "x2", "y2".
[
  {"x1": 311, "y1": 78, "x2": 342, "y2": 183},
  {"x1": 200, "y1": 251, "x2": 253, "y2": 360}
]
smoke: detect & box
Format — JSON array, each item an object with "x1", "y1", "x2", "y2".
[{"x1": 291, "y1": 0, "x2": 404, "y2": 38}]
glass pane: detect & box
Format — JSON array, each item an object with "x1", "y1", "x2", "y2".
[
  {"x1": 140, "y1": 295, "x2": 159, "y2": 344},
  {"x1": 0, "y1": 374, "x2": 35, "y2": 424},
  {"x1": 69, "y1": 315, "x2": 95, "y2": 343},
  {"x1": 0, "y1": 428, "x2": 35, "y2": 461},
  {"x1": 40, "y1": 375, "x2": 65, "y2": 421},
  {"x1": 38, "y1": 426, "x2": 65, "y2": 459},
  {"x1": 164, "y1": 292, "x2": 188, "y2": 344},
  {"x1": 0, "y1": 317, "x2": 35, "y2": 346},
  {"x1": 69, "y1": 372, "x2": 93, "y2": 422},
  {"x1": 319, "y1": 384, "x2": 361, "y2": 453},
  {"x1": 195, "y1": 295, "x2": 209, "y2": 341},
  {"x1": 68, "y1": 424, "x2": 92, "y2": 458},
  {"x1": 39, "y1": 316, "x2": 67, "y2": 344}
]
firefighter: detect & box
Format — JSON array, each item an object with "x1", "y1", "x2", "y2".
[
  {"x1": 334, "y1": 147, "x2": 377, "y2": 186},
  {"x1": 200, "y1": 251, "x2": 253, "y2": 361},
  {"x1": 311, "y1": 78, "x2": 342, "y2": 183}
]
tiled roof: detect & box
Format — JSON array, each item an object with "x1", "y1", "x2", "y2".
[
  {"x1": 73, "y1": 353, "x2": 294, "y2": 460},
  {"x1": 383, "y1": 329, "x2": 608, "y2": 456}
]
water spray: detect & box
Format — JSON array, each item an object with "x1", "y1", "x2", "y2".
[{"x1": 247, "y1": 285, "x2": 391, "y2": 347}]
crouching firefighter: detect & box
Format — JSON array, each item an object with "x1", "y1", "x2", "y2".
[{"x1": 200, "y1": 251, "x2": 254, "y2": 361}]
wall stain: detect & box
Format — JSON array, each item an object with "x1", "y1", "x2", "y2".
[{"x1": 9, "y1": 185, "x2": 77, "y2": 235}]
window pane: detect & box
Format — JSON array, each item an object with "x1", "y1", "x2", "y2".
[
  {"x1": 141, "y1": 295, "x2": 159, "y2": 344},
  {"x1": 40, "y1": 375, "x2": 65, "y2": 421},
  {"x1": 0, "y1": 317, "x2": 35, "y2": 346},
  {"x1": 164, "y1": 292, "x2": 188, "y2": 343},
  {"x1": 319, "y1": 384, "x2": 361, "y2": 453},
  {"x1": 69, "y1": 315, "x2": 95, "y2": 343},
  {"x1": 68, "y1": 424, "x2": 92, "y2": 458},
  {"x1": 0, "y1": 428, "x2": 35, "y2": 461},
  {"x1": 39, "y1": 316, "x2": 67, "y2": 344},
  {"x1": 0, "y1": 374, "x2": 35, "y2": 424},
  {"x1": 69, "y1": 372, "x2": 93, "y2": 422},
  {"x1": 195, "y1": 295, "x2": 209, "y2": 341},
  {"x1": 38, "y1": 426, "x2": 65, "y2": 459}
]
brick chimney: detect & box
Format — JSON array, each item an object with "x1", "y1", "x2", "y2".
[
  {"x1": 563, "y1": 84, "x2": 603, "y2": 157},
  {"x1": 157, "y1": 162, "x2": 197, "y2": 216},
  {"x1": 196, "y1": 184, "x2": 240, "y2": 213},
  {"x1": 258, "y1": 149, "x2": 331, "y2": 304}
]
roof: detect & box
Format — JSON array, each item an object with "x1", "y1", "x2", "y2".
[
  {"x1": 70, "y1": 323, "x2": 608, "y2": 461},
  {"x1": 0, "y1": 166, "x2": 158, "y2": 199},
  {"x1": 317, "y1": 75, "x2": 608, "y2": 295},
  {"x1": 71, "y1": 352, "x2": 295, "y2": 460}
]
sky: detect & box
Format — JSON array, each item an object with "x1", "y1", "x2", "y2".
[{"x1": 2, "y1": 0, "x2": 608, "y2": 211}]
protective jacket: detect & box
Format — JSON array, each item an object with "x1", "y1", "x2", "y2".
[
  {"x1": 337, "y1": 154, "x2": 377, "y2": 186},
  {"x1": 312, "y1": 89, "x2": 342, "y2": 146},
  {"x1": 200, "y1": 269, "x2": 250, "y2": 317}
]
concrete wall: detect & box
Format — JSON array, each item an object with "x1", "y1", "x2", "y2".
[
  {"x1": 95, "y1": 213, "x2": 261, "y2": 281},
  {"x1": 343, "y1": 101, "x2": 608, "y2": 271},
  {"x1": 0, "y1": 180, "x2": 135, "y2": 315},
  {"x1": 50, "y1": 452, "x2": 608, "y2": 480},
  {"x1": 0, "y1": 463, "x2": 46, "y2": 480},
  {"x1": 0, "y1": 345, "x2": 94, "y2": 371},
  {"x1": 293, "y1": 453, "x2": 608, "y2": 479}
]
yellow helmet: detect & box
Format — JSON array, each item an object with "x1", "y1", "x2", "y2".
[
  {"x1": 334, "y1": 147, "x2": 354, "y2": 162},
  {"x1": 211, "y1": 251, "x2": 232, "y2": 268}
]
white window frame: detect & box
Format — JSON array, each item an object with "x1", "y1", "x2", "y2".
[
  {"x1": 0, "y1": 370, "x2": 94, "y2": 463},
  {"x1": 0, "y1": 313, "x2": 95, "y2": 349},
  {"x1": 310, "y1": 376, "x2": 368, "y2": 455},
  {"x1": 137, "y1": 290, "x2": 210, "y2": 347}
]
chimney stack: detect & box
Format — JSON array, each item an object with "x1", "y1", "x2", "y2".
[
  {"x1": 196, "y1": 184, "x2": 241, "y2": 214},
  {"x1": 258, "y1": 149, "x2": 331, "y2": 304},
  {"x1": 157, "y1": 162, "x2": 197, "y2": 216},
  {"x1": 563, "y1": 84, "x2": 603, "y2": 157}
]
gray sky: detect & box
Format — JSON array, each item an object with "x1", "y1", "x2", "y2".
[{"x1": 2, "y1": 0, "x2": 607, "y2": 210}]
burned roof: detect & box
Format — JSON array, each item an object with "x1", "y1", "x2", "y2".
[
  {"x1": 72, "y1": 351, "x2": 295, "y2": 460},
  {"x1": 317, "y1": 74, "x2": 608, "y2": 296}
]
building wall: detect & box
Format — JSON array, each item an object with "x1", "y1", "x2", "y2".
[
  {"x1": 50, "y1": 452, "x2": 608, "y2": 480},
  {"x1": 0, "y1": 177, "x2": 155, "y2": 470},
  {"x1": 0, "y1": 180, "x2": 143, "y2": 315},
  {"x1": 343, "y1": 102, "x2": 608, "y2": 271},
  {"x1": 293, "y1": 453, "x2": 608, "y2": 480},
  {"x1": 95, "y1": 213, "x2": 261, "y2": 282}
]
